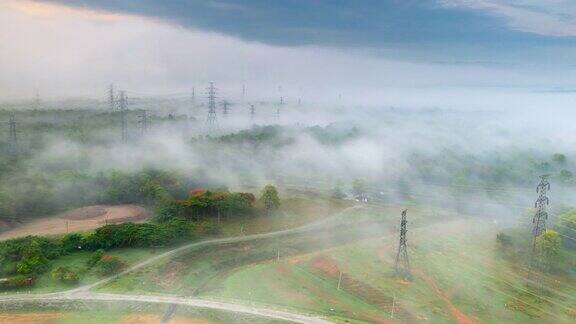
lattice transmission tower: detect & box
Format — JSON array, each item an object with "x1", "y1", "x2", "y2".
[
  {"x1": 108, "y1": 84, "x2": 116, "y2": 110},
  {"x1": 221, "y1": 100, "x2": 230, "y2": 117},
  {"x1": 395, "y1": 209, "x2": 410, "y2": 277},
  {"x1": 250, "y1": 104, "x2": 255, "y2": 121},
  {"x1": 531, "y1": 175, "x2": 550, "y2": 256},
  {"x1": 276, "y1": 96, "x2": 283, "y2": 119},
  {"x1": 35, "y1": 89, "x2": 41, "y2": 109},
  {"x1": 8, "y1": 114, "x2": 17, "y2": 155},
  {"x1": 117, "y1": 90, "x2": 129, "y2": 143},
  {"x1": 205, "y1": 82, "x2": 219, "y2": 135},
  {"x1": 138, "y1": 109, "x2": 151, "y2": 136}
]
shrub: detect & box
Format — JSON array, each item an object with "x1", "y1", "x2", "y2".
[
  {"x1": 84, "y1": 220, "x2": 193, "y2": 250},
  {"x1": 0, "y1": 275, "x2": 33, "y2": 290},
  {"x1": 496, "y1": 232, "x2": 513, "y2": 248},
  {"x1": 86, "y1": 249, "x2": 105, "y2": 268},
  {"x1": 60, "y1": 233, "x2": 84, "y2": 253},
  {"x1": 95, "y1": 255, "x2": 125, "y2": 276},
  {"x1": 16, "y1": 255, "x2": 49, "y2": 275},
  {"x1": 51, "y1": 266, "x2": 79, "y2": 284}
]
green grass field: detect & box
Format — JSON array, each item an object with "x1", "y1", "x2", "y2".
[
  {"x1": 2, "y1": 198, "x2": 575, "y2": 323},
  {"x1": 97, "y1": 205, "x2": 576, "y2": 323}
]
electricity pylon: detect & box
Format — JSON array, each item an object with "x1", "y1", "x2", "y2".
[
  {"x1": 35, "y1": 89, "x2": 41, "y2": 109},
  {"x1": 276, "y1": 97, "x2": 283, "y2": 119},
  {"x1": 118, "y1": 90, "x2": 128, "y2": 143},
  {"x1": 249, "y1": 104, "x2": 255, "y2": 121},
  {"x1": 395, "y1": 209, "x2": 410, "y2": 277},
  {"x1": 531, "y1": 175, "x2": 550, "y2": 257},
  {"x1": 138, "y1": 109, "x2": 151, "y2": 136},
  {"x1": 108, "y1": 84, "x2": 116, "y2": 110},
  {"x1": 8, "y1": 114, "x2": 17, "y2": 155},
  {"x1": 221, "y1": 100, "x2": 230, "y2": 117},
  {"x1": 205, "y1": 82, "x2": 219, "y2": 135}
]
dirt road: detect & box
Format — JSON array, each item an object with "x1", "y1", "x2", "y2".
[{"x1": 0, "y1": 292, "x2": 331, "y2": 324}]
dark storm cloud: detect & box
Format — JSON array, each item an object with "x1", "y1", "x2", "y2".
[{"x1": 36, "y1": 0, "x2": 567, "y2": 47}]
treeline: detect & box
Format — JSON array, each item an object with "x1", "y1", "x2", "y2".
[
  {"x1": 0, "y1": 219, "x2": 207, "y2": 289},
  {"x1": 214, "y1": 124, "x2": 360, "y2": 146},
  {"x1": 0, "y1": 168, "x2": 191, "y2": 223},
  {"x1": 156, "y1": 185, "x2": 280, "y2": 222}
]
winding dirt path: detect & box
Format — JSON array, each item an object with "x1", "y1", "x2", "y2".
[{"x1": 0, "y1": 292, "x2": 331, "y2": 324}]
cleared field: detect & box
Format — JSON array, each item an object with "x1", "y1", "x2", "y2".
[
  {"x1": 98, "y1": 206, "x2": 576, "y2": 323},
  {"x1": 0, "y1": 205, "x2": 149, "y2": 241}
]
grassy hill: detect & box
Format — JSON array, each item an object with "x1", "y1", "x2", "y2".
[{"x1": 98, "y1": 205, "x2": 576, "y2": 323}]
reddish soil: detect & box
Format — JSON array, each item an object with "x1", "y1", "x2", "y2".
[
  {"x1": 416, "y1": 270, "x2": 476, "y2": 324},
  {"x1": 61, "y1": 205, "x2": 107, "y2": 220},
  {"x1": 311, "y1": 256, "x2": 340, "y2": 277},
  {"x1": 121, "y1": 314, "x2": 211, "y2": 324},
  {"x1": 0, "y1": 204, "x2": 149, "y2": 240},
  {"x1": 0, "y1": 312, "x2": 62, "y2": 324}
]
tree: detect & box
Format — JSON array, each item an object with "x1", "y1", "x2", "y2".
[
  {"x1": 61, "y1": 233, "x2": 84, "y2": 253},
  {"x1": 552, "y1": 153, "x2": 567, "y2": 165},
  {"x1": 331, "y1": 186, "x2": 345, "y2": 199},
  {"x1": 535, "y1": 230, "x2": 563, "y2": 272},
  {"x1": 260, "y1": 185, "x2": 280, "y2": 213},
  {"x1": 95, "y1": 255, "x2": 125, "y2": 276},
  {"x1": 16, "y1": 255, "x2": 48, "y2": 275},
  {"x1": 496, "y1": 232, "x2": 513, "y2": 249}
]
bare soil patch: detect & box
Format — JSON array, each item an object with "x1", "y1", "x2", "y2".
[
  {"x1": 152, "y1": 261, "x2": 186, "y2": 289},
  {"x1": 0, "y1": 204, "x2": 149, "y2": 241},
  {"x1": 61, "y1": 205, "x2": 107, "y2": 220},
  {"x1": 121, "y1": 314, "x2": 211, "y2": 324},
  {"x1": 0, "y1": 312, "x2": 62, "y2": 324},
  {"x1": 311, "y1": 256, "x2": 340, "y2": 277}
]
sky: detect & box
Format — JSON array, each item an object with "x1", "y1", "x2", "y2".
[{"x1": 1, "y1": 0, "x2": 575, "y2": 108}]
